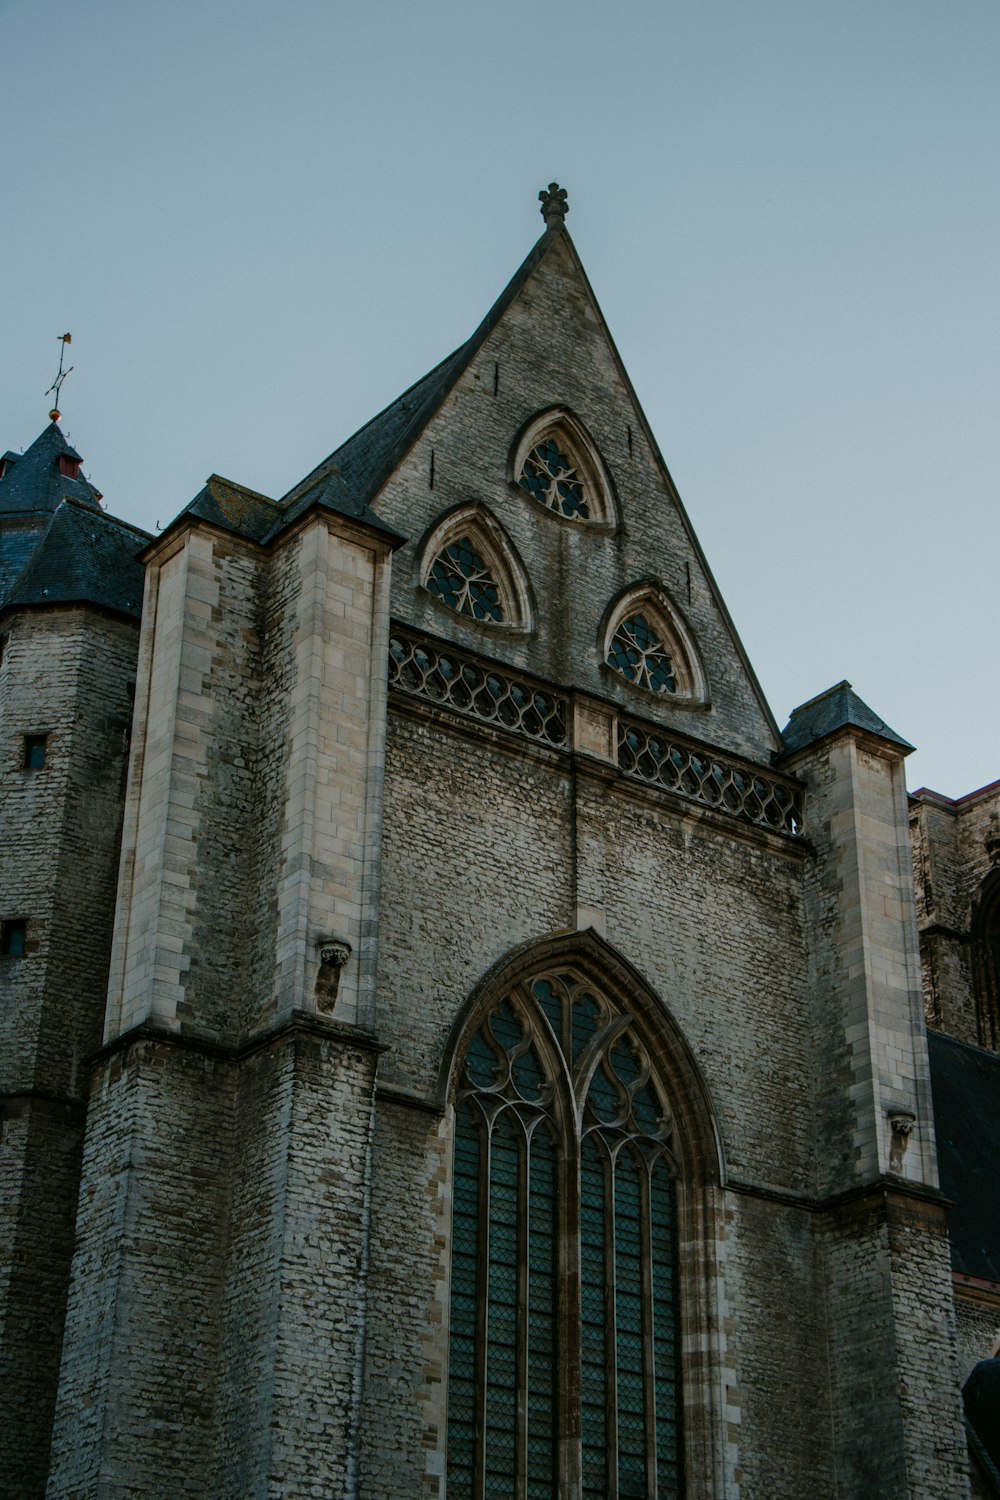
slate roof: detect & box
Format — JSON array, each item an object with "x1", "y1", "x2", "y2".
[
  {"x1": 279, "y1": 225, "x2": 557, "y2": 524},
  {"x1": 0, "y1": 422, "x2": 103, "y2": 514},
  {"x1": 1, "y1": 498, "x2": 148, "y2": 620},
  {"x1": 779, "y1": 680, "x2": 913, "y2": 755},
  {"x1": 164, "y1": 225, "x2": 562, "y2": 549},
  {"x1": 927, "y1": 1029, "x2": 1000, "y2": 1285}
]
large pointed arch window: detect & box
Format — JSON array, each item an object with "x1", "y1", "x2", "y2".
[
  {"x1": 418, "y1": 504, "x2": 535, "y2": 631},
  {"x1": 602, "y1": 585, "x2": 707, "y2": 707},
  {"x1": 510, "y1": 409, "x2": 618, "y2": 527},
  {"x1": 447, "y1": 967, "x2": 683, "y2": 1498}
]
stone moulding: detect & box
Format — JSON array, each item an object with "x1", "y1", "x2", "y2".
[{"x1": 387, "y1": 623, "x2": 805, "y2": 839}]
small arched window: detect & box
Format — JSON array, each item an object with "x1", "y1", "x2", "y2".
[
  {"x1": 510, "y1": 409, "x2": 617, "y2": 526},
  {"x1": 417, "y1": 504, "x2": 535, "y2": 631},
  {"x1": 446, "y1": 966, "x2": 683, "y2": 1498},
  {"x1": 602, "y1": 585, "x2": 707, "y2": 706}
]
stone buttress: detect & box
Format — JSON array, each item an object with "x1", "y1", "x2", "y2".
[{"x1": 46, "y1": 482, "x2": 400, "y2": 1497}]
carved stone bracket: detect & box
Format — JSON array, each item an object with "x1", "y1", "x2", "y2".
[
  {"x1": 888, "y1": 1110, "x2": 917, "y2": 1173},
  {"x1": 314, "y1": 937, "x2": 352, "y2": 1013}
]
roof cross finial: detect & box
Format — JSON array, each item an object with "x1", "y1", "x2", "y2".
[
  {"x1": 45, "y1": 333, "x2": 74, "y2": 422},
  {"x1": 539, "y1": 182, "x2": 569, "y2": 228}
]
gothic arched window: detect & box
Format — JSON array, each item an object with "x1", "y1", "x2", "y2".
[
  {"x1": 447, "y1": 967, "x2": 683, "y2": 1499},
  {"x1": 602, "y1": 584, "x2": 707, "y2": 707},
  {"x1": 510, "y1": 409, "x2": 618, "y2": 527},
  {"x1": 417, "y1": 504, "x2": 535, "y2": 632}
]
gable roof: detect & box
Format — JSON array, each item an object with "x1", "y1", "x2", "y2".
[
  {"x1": 0, "y1": 422, "x2": 103, "y2": 515},
  {"x1": 1, "y1": 498, "x2": 148, "y2": 621}
]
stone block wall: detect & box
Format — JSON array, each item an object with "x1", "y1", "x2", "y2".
[{"x1": 0, "y1": 606, "x2": 138, "y2": 1498}]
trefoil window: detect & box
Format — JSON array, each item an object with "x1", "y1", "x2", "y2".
[{"x1": 447, "y1": 967, "x2": 683, "y2": 1498}]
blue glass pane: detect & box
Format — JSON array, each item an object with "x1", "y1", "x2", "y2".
[
  {"x1": 512, "y1": 1041, "x2": 545, "y2": 1102},
  {"x1": 610, "y1": 1036, "x2": 641, "y2": 1090},
  {"x1": 490, "y1": 999, "x2": 524, "y2": 1057},
  {"x1": 467, "y1": 1025, "x2": 499, "y2": 1088},
  {"x1": 527, "y1": 1123, "x2": 557, "y2": 1498},
  {"x1": 580, "y1": 1137, "x2": 607, "y2": 1499},
  {"x1": 632, "y1": 1081, "x2": 661, "y2": 1137},
  {"x1": 485, "y1": 1113, "x2": 520, "y2": 1495},
  {"x1": 447, "y1": 1101, "x2": 481, "y2": 1494},
  {"x1": 571, "y1": 991, "x2": 601, "y2": 1062},
  {"x1": 427, "y1": 536, "x2": 505, "y2": 622},
  {"x1": 532, "y1": 977, "x2": 563, "y2": 1040},
  {"x1": 615, "y1": 1149, "x2": 647, "y2": 1498},
  {"x1": 587, "y1": 1061, "x2": 622, "y2": 1124},
  {"x1": 607, "y1": 613, "x2": 677, "y2": 694}
]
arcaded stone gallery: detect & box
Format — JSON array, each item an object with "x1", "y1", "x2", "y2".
[{"x1": 2, "y1": 188, "x2": 998, "y2": 1498}]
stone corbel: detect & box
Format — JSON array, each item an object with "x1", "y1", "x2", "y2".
[{"x1": 314, "y1": 937, "x2": 352, "y2": 1013}]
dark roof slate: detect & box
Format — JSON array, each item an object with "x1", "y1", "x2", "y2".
[
  {"x1": 174, "y1": 475, "x2": 284, "y2": 545},
  {"x1": 0, "y1": 422, "x2": 102, "y2": 514},
  {"x1": 779, "y1": 680, "x2": 913, "y2": 755},
  {"x1": 928, "y1": 1029, "x2": 1000, "y2": 1285},
  {"x1": 2, "y1": 498, "x2": 148, "y2": 620},
  {"x1": 277, "y1": 225, "x2": 560, "y2": 527}
]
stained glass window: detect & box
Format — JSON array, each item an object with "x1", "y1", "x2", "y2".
[
  {"x1": 607, "y1": 612, "x2": 678, "y2": 694},
  {"x1": 426, "y1": 536, "x2": 505, "y2": 622},
  {"x1": 518, "y1": 438, "x2": 590, "y2": 520},
  {"x1": 447, "y1": 970, "x2": 683, "y2": 1497}
]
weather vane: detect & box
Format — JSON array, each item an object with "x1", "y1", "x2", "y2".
[{"x1": 45, "y1": 333, "x2": 74, "y2": 421}]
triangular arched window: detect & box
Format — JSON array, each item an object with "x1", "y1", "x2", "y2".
[
  {"x1": 417, "y1": 504, "x2": 535, "y2": 631},
  {"x1": 510, "y1": 409, "x2": 617, "y2": 526},
  {"x1": 602, "y1": 585, "x2": 707, "y2": 705}
]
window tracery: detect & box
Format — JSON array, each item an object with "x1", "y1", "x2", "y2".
[
  {"x1": 607, "y1": 612, "x2": 678, "y2": 695},
  {"x1": 602, "y1": 585, "x2": 706, "y2": 707},
  {"x1": 510, "y1": 409, "x2": 617, "y2": 527},
  {"x1": 518, "y1": 437, "x2": 590, "y2": 520},
  {"x1": 426, "y1": 536, "x2": 504, "y2": 622},
  {"x1": 417, "y1": 504, "x2": 535, "y2": 631},
  {"x1": 447, "y1": 968, "x2": 682, "y2": 1499}
]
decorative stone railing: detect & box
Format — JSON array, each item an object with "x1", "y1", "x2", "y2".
[
  {"x1": 617, "y1": 719, "x2": 803, "y2": 836},
  {"x1": 388, "y1": 629, "x2": 568, "y2": 747},
  {"x1": 388, "y1": 626, "x2": 803, "y2": 837}
]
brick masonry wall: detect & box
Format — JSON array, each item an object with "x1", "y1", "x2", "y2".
[
  {"x1": 216, "y1": 1025, "x2": 379, "y2": 1499},
  {"x1": 910, "y1": 787, "x2": 1000, "y2": 1048},
  {"x1": 48, "y1": 1037, "x2": 234, "y2": 1499},
  {"x1": 954, "y1": 1293, "x2": 1000, "y2": 1383},
  {"x1": 0, "y1": 605, "x2": 137, "y2": 1498}
]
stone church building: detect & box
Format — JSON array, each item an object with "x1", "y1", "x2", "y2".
[{"x1": 2, "y1": 186, "x2": 998, "y2": 1498}]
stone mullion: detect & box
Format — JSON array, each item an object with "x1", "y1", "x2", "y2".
[{"x1": 559, "y1": 1121, "x2": 582, "y2": 1498}]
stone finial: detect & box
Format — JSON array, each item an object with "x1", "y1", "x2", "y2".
[{"x1": 539, "y1": 182, "x2": 569, "y2": 227}]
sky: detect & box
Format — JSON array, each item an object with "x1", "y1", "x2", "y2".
[{"x1": 3, "y1": 0, "x2": 998, "y2": 797}]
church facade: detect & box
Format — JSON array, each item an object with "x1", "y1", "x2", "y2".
[{"x1": 1, "y1": 187, "x2": 997, "y2": 1498}]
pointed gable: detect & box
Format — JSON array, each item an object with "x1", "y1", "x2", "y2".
[{"x1": 303, "y1": 215, "x2": 781, "y2": 763}]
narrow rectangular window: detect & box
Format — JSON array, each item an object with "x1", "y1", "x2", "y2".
[
  {"x1": 1, "y1": 920, "x2": 27, "y2": 956},
  {"x1": 24, "y1": 735, "x2": 46, "y2": 770}
]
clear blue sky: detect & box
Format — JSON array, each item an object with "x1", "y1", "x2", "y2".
[{"x1": 4, "y1": 0, "x2": 998, "y2": 796}]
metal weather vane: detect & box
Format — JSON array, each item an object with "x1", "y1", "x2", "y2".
[{"x1": 46, "y1": 333, "x2": 74, "y2": 421}]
